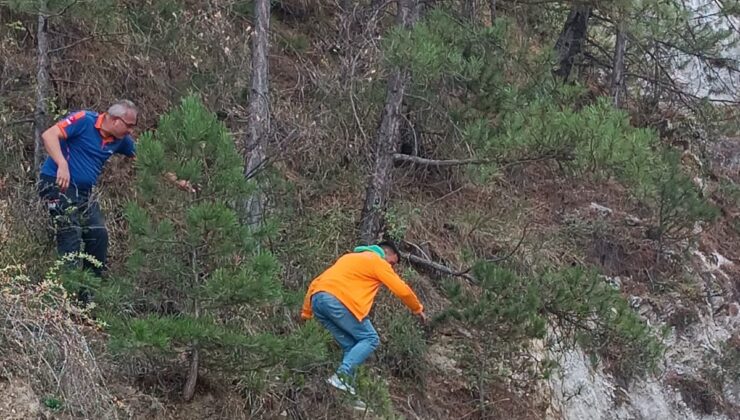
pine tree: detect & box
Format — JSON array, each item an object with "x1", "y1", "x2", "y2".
[{"x1": 106, "y1": 95, "x2": 290, "y2": 401}]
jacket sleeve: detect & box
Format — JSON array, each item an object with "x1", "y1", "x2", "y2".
[
  {"x1": 300, "y1": 289, "x2": 314, "y2": 320},
  {"x1": 55, "y1": 111, "x2": 87, "y2": 140},
  {"x1": 374, "y1": 261, "x2": 424, "y2": 314}
]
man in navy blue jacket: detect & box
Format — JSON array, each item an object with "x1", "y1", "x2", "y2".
[{"x1": 38, "y1": 100, "x2": 138, "y2": 298}]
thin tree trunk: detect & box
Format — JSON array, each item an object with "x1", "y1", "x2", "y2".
[
  {"x1": 34, "y1": 0, "x2": 50, "y2": 171},
  {"x1": 553, "y1": 4, "x2": 592, "y2": 81},
  {"x1": 183, "y1": 344, "x2": 199, "y2": 401},
  {"x1": 489, "y1": 0, "x2": 496, "y2": 21},
  {"x1": 183, "y1": 251, "x2": 201, "y2": 402},
  {"x1": 611, "y1": 20, "x2": 628, "y2": 107},
  {"x1": 244, "y1": 0, "x2": 270, "y2": 227},
  {"x1": 359, "y1": 0, "x2": 417, "y2": 244},
  {"x1": 464, "y1": 0, "x2": 477, "y2": 22}
]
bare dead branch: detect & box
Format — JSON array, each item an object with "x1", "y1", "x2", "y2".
[
  {"x1": 402, "y1": 252, "x2": 476, "y2": 281},
  {"x1": 393, "y1": 153, "x2": 565, "y2": 168},
  {"x1": 402, "y1": 223, "x2": 529, "y2": 281},
  {"x1": 393, "y1": 153, "x2": 491, "y2": 167}
]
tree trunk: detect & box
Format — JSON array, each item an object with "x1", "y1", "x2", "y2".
[
  {"x1": 611, "y1": 20, "x2": 628, "y2": 107},
  {"x1": 243, "y1": 0, "x2": 270, "y2": 227},
  {"x1": 359, "y1": 0, "x2": 417, "y2": 244},
  {"x1": 553, "y1": 4, "x2": 592, "y2": 81},
  {"x1": 182, "y1": 345, "x2": 199, "y2": 401},
  {"x1": 464, "y1": 0, "x2": 477, "y2": 22},
  {"x1": 34, "y1": 0, "x2": 50, "y2": 171},
  {"x1": 183, "y1": 252, "x2": 201, "y2": 402},
  {"x1": 489, "y1": 0, "x2": 496, "y2": 21}
]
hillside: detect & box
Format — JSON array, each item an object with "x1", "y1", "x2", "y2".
[{"x1": 1, "y1": 1, "x2": 739, "y2": 419}]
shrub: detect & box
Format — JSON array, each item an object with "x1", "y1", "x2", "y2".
[
  {"x1": 377, "y1": 311, "x2": 428, "y2": 381},
  {"x1": 441, "y1": 264, "x2": 662, "y2": 387},
  {"x1": 0, "y1": 263, "x2": 118, "y2": 418}
]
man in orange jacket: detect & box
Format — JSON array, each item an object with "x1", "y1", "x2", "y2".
[{"x1": 301, "y1": 241, "x2": 426, "y2": 398}]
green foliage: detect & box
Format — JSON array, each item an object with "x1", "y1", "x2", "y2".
[
  {"x1": 377, "y1": 311, "x2": 428, "y2": 381},
  {"x1": 125, "y1": 0, "x2": 183, "y2": 39},
  {"x1": 232, "y1": 1, "x2": 255, "y2": 19},
  {"x1": 354, "y1": 368, "x2": 397, "y2": 418},
  {"x1": 280, "y1": 320, "x2": 331, "y2": 370},
  {"x1": 442, "y1": 264, "x2": 662, "y2": 381},
  {"x1": 42, "y1": 396, "x2": 63, "y2": 411},
  {"x1": 384, "y1": 9, "x2": 715, "y2": 246},
  {"x1": 4, "y1": 0, "x2": 117, "y2": 20},
  {"x1": 105, "y1": 95, "x2": 308, "y2": 394},
  {"x1": 647, "y1": 152, "x2": 719, "y2": 242},
  {"x1": 277, "y1": 33, "x2": 310, "y2": 54},
  {"x1": 384, "y1": 204, "x2": 419, "y2": 242}
]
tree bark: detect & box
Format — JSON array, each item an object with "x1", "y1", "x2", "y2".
[
  {"x1": 243, "y1": 0, "x2": 270, "y2": 227},
  {"x1": 464, "y1": 0, "x2": 477, "y2": 23},
  {"x1": 34, "y1": 0, "x2": 50, "y2": 171},
  {"x1": 183, "y1": 252, "x2": 201, "y2": 402},
  {"x1": 359, "y1": 0, "x2": 417, "y2": 244},
  {"x1": 489, "y1": 0, "x2": 497, "y2": 21},
  {"x1": 182, "y1": 345, "x2": 199, "y2": 401},
  {"x1": 611, "y1": 20, "x2": 628, "y2": 107},
  {"x1": 553, "y1": 4, "x2": 592, "y2": 81}
]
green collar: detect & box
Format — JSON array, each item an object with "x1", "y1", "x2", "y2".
[{"x1": 353, "y1": 245, "x2": 385, "y2": 258}]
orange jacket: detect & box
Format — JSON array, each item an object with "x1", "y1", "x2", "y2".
[{"x1": 300, "y1": 251, "x2": 424, "y2": 321}]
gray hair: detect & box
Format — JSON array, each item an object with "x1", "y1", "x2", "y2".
[{"x1": 107, "y1": 99, "x2": 138, "y2": 118}]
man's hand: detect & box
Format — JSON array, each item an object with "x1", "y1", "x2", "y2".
[
  {"x1": 416, "y1": 311, "x2": 427, "y2": 324},
  {"x1": 56, "y1": 164, "x2": 70, "y2": 192},
  {"x1": 164, "y1": 172, "x2": 196, "y2": 193}
]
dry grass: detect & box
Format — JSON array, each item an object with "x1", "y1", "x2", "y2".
[{"x1": 0, "y1": 264, "x2": 119, "y2": 418}]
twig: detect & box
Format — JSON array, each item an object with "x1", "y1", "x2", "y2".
[
  {"x1": 4, "y1": 117, "x2": 34, "y2": 126},
  {"x1": 48, "y1": 32, "x2": 128, "y2": 54}
]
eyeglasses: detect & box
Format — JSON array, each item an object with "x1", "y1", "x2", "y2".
[{"x1": 114, "y1": 116, "x2": 137, "y2": 129}]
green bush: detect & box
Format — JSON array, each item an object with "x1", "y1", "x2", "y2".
[
  {"x1": 382, "y1": 9, "x2": 715, "y2": 246},
  {"x1": 441, "y1": 264, "x2": 662, "y2": 382},
  {"x1": 646, "y1": 151, "x2": 719, "y2": 243},
  {"x1": 105, "y1": 95, "x2": 322, "y2": 399},
  {"x1": 377, "y1": 311, "x2": 428, "y2": 381}
]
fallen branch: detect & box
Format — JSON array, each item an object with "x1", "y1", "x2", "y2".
[
  {"x1": 402, "y1": 223, "x2": 529, "y2": 280},
  {"x1": 393, "y1": 153, "x2": 565, "y2": 168},
  {"x1": 393, "y1": 153, "x2": 491, "y2": 167},
  {"x1": 402, "y1": 252, "x2": 476, "y2": 281}
]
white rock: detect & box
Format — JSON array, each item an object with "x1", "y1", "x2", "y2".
[{"x1": 590, "y1": 202, "x2": 613, "y2": 216}]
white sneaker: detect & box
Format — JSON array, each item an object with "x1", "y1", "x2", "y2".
[
  {"x1": 327, "y1": 373, "x2": 356, "y2": 395},
  {"x1": 351, "y1": 399, "x2": 369, "y2": 411}
]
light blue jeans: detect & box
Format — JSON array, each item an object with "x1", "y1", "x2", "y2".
[{"x1": 311, "y1": 292, "x2": 380, "y2": 376}]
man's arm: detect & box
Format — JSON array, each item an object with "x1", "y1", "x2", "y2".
[
  {"x1": 374, "y1": 262, "x2": 425, "y2": 316},
  {"x1": 300, "y1": 290, "x2": 313, "y2": 320},
  {"x1": 41, "y1": 125, "x2": 70, "y2": 191}
]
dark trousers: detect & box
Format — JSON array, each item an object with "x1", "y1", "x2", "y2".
[{"x1": 38, "y1": 176, "x2": 108, "y2": 277}]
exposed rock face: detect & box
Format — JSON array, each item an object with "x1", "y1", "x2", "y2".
[{"x1": 549, "y1": 311, "x2": 739, "y2": 420}]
